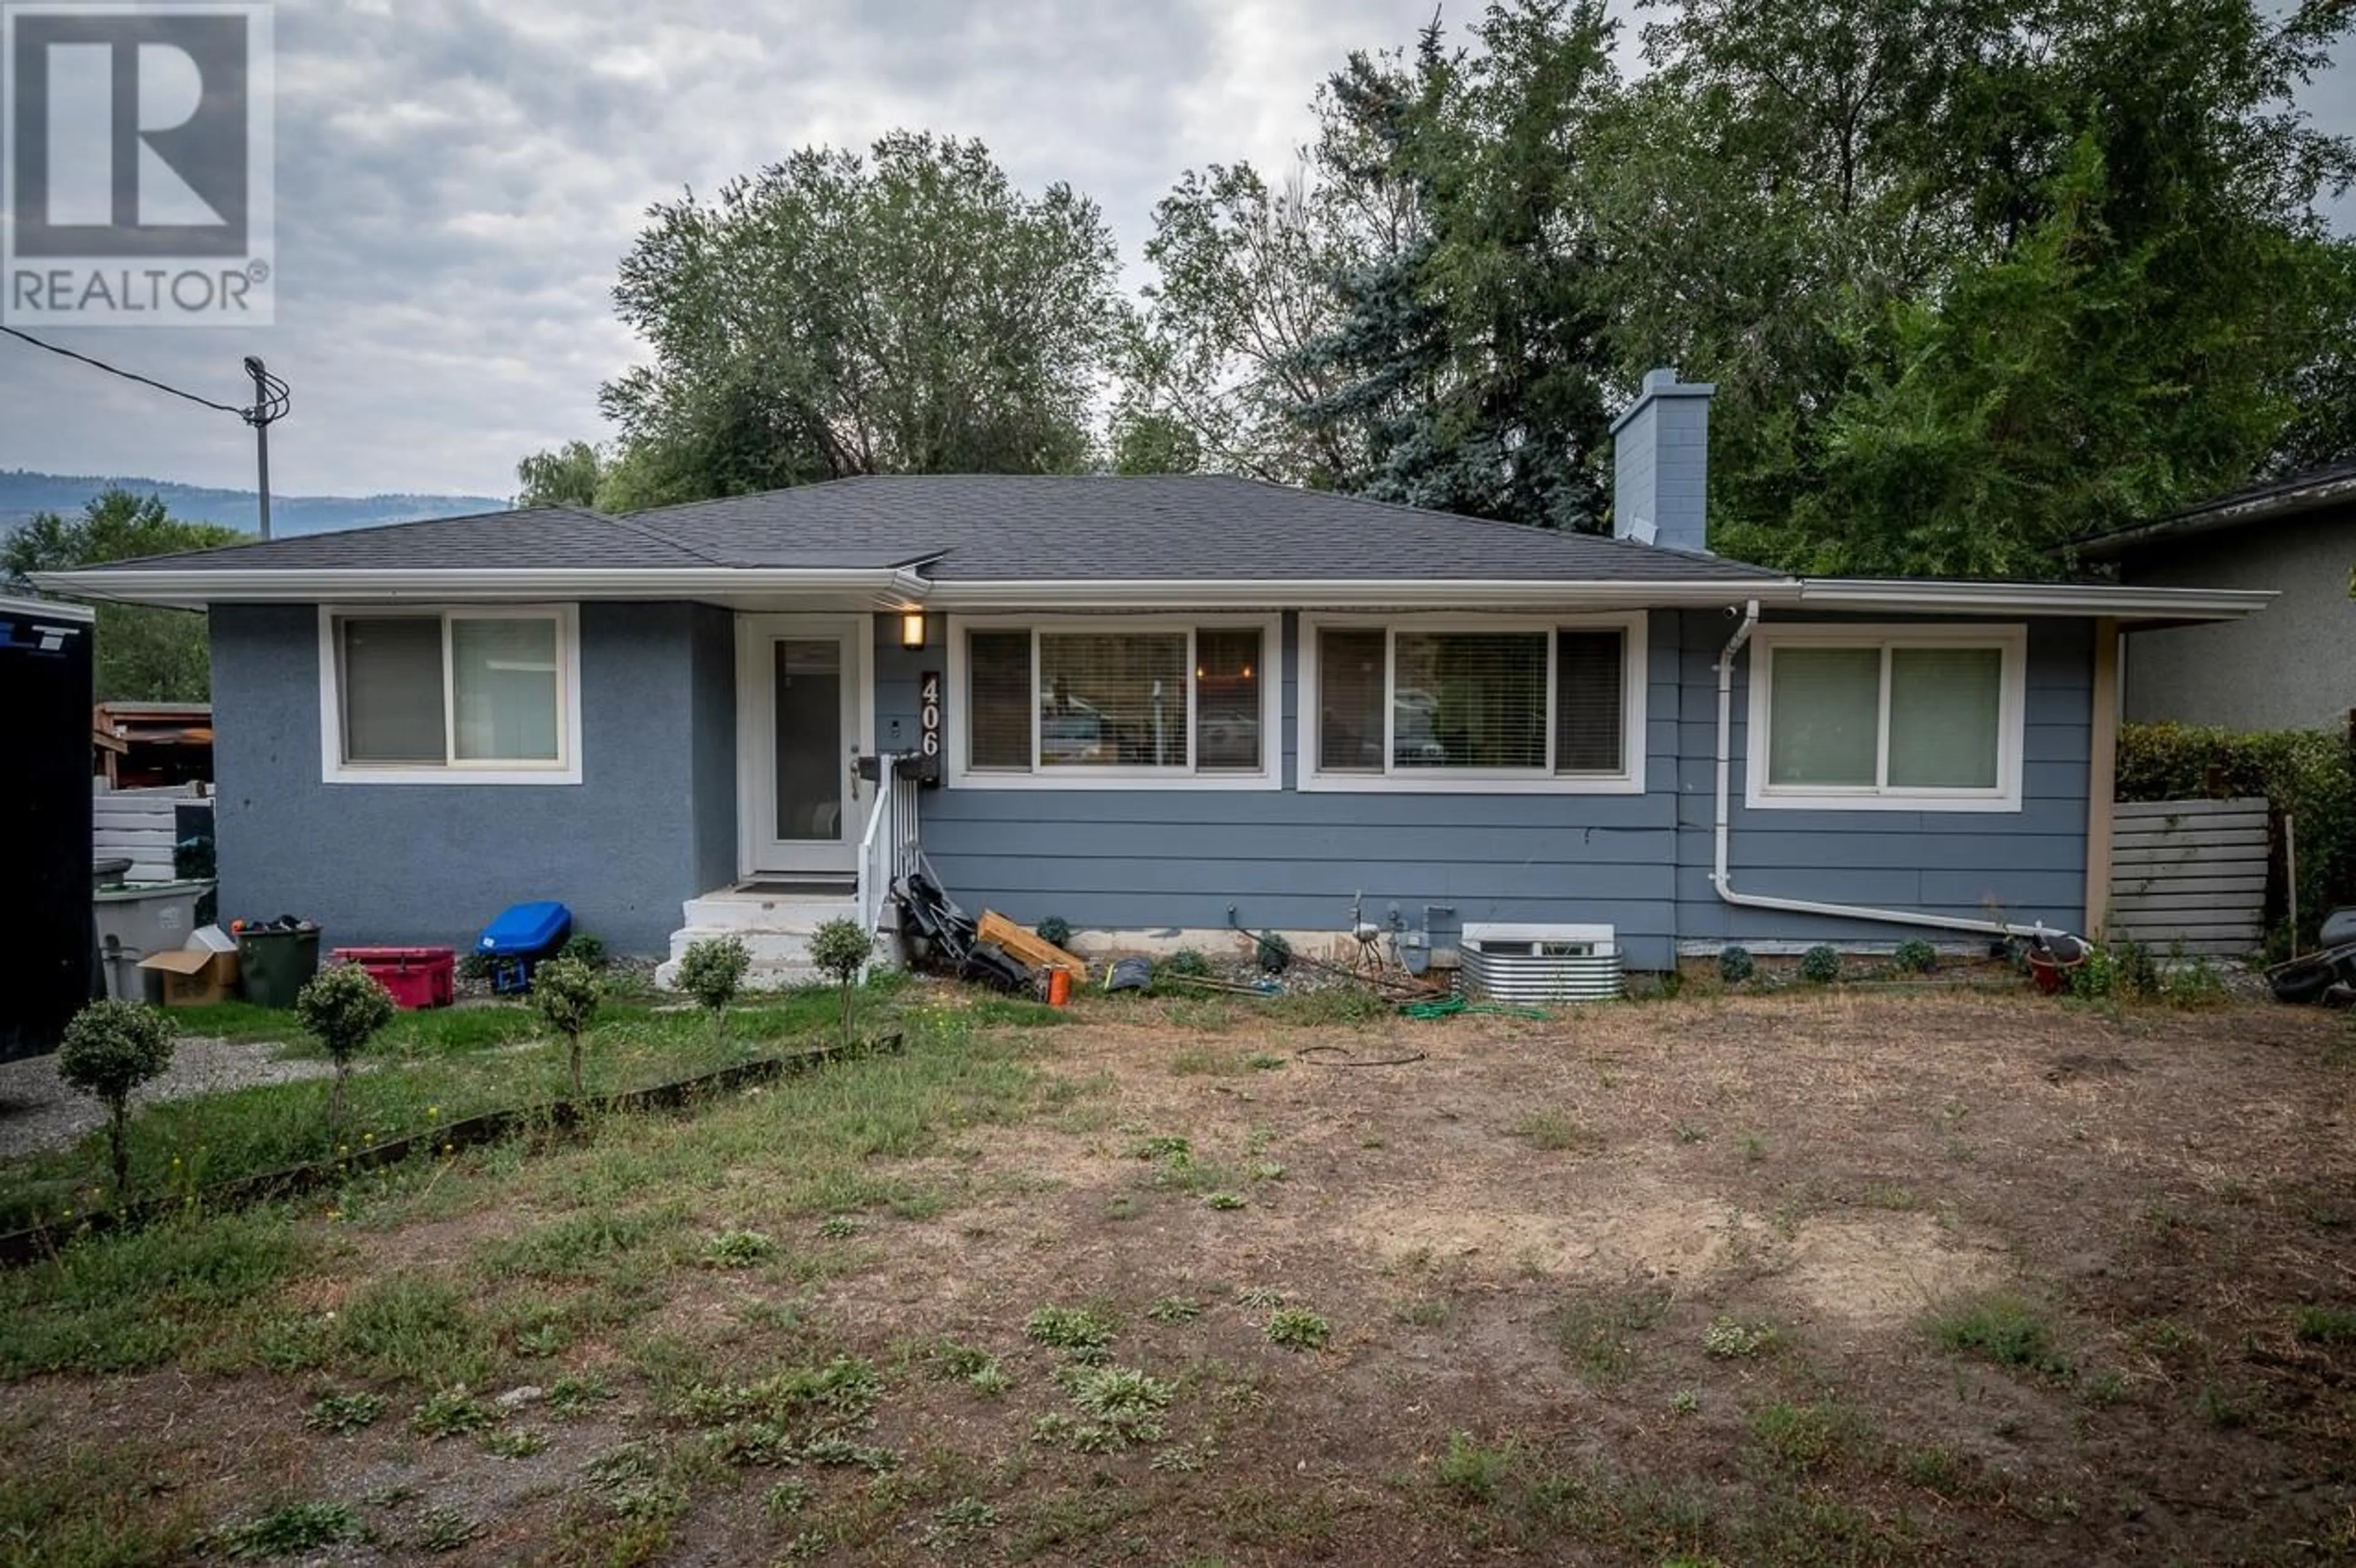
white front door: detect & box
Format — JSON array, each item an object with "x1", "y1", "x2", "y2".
[{"x1": 739, "y1": 615, "x2": 871, "y2": 877}]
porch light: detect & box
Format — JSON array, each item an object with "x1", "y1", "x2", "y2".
[{"x1": 899, "y1": 609, "x2": 927, "y2": 651}]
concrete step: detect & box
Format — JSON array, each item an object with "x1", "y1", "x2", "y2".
[
  {"x1": 680, "y1": 894, "x2": 860, "y2": 933},
  {"x1": 655, "y1": 925, "x2": 899, "y2": 993},
  {"x1": 653, "y1": 956, "x2": 825, "y2": 991}
]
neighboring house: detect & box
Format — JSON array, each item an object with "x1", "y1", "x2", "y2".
[
  {"x1": 36, "y1": 372, "x2": 2269, "y2": 979},
  {"x1": 2079, "y1": 460, "x2": 2356, "y2": 732}
]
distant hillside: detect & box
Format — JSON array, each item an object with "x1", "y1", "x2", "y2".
[{"x1": 0, "y1": 469, "x2": 507, "y2": 537}]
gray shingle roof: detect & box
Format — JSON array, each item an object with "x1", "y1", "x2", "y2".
[{"x1": 76, "y1": 474, "x2": 1784, "y2": 584}]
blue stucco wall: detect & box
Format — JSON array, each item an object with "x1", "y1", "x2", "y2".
[
  {"x1": 1670, "y1": 611, "x2": 2092, "y2": 948},
  {"x1": 209, "y1": 601, "x2": 726, "y2": 955}
]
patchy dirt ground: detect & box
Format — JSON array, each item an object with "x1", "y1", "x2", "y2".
[{"x1": 5, "y1": 989, "x2": 2355, "y2": 1566}]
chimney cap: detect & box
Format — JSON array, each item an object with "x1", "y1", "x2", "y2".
[{"x1": 1609, "y1": 366, "x2": 1717, "y2": 435}]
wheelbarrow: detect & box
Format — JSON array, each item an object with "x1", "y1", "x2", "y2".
[{"x1": 2267, "y1": 907, "x2": 2356, "y2": 1005}]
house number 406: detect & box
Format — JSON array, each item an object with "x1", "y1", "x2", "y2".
[{"x1": 920, "y1": 672, "x2": 942, "y2": 759}]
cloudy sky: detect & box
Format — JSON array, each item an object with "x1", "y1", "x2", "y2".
[{"x1": 2, "y1": 0, "x2": 2350, "y2": 502}]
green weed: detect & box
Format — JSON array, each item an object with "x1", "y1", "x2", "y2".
[
  {"x1": 211, "y1": 1501, "x2": 364, "y2": 1559},
  {"x1": 1925, "y1": 1292, "x2": 2071, "y2": 1378},
  {"x1": 1265, "y1": 1307, "x2": 1331, "y2": 1350}
]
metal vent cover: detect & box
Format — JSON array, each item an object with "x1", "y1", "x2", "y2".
[{"x1": 1457, "y1": 922, "x2": 1623, "y2": 1004}]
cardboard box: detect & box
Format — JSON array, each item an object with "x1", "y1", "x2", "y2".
[{"x1": 139, "y1": 926, "x2": 241, "y2": 1007}]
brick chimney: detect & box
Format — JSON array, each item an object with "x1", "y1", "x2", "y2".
[{"x1": 1609, "y1": 367, "x2": 1715, "y2": 554}]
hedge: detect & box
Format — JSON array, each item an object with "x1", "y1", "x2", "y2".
[{"x1": 2115, "y1": 723, "x2": 2356, "y2": 948}]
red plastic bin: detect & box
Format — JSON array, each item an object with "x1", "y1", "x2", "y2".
[{"x1": 331, "y1": 947, "x2": 456, "y2": 1010}]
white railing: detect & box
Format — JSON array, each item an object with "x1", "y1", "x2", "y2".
[{"x1": 856, "y1": 753, "x2": 922, "y2": 945}]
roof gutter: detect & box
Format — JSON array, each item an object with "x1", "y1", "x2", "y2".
[
  {"x1": 915, "y1": 578, "x2": 1802, "y2": 611},
  {"x1": 27, "y1": 566, "x2": 929, "y2": 610},
  {"x1": 1793, "y1": 578, "x2": 2273, "y2": 621},
  {"x1": 2076, "y1": 471, "x2": 2356, "y2": 561}
]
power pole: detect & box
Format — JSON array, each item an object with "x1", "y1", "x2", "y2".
[{"x1": 241, "y1": 356, "x2": 289, "y2": 540}]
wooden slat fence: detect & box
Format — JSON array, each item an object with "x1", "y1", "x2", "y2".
[
  {"x1": 2107, "y1": 797, "x2": 2267, "y2": 955},
  {"x1": 93, "y1": 784, "x2": 211, "y2": 884}
]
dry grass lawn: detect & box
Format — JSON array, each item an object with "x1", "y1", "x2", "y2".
[{"x1": 3, "y1": 985, "x2": 2354, "y2": 1566}]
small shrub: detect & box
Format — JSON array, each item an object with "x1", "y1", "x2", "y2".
[
  {"x1": 1717, "y1": 945, "x2": 1755, "y2": 984},
  {"x1": 676, "y1": 934, "x2": 750, "y2": 1023},
  {"x1": 1265, "y1": 1307, "x2": 1330, "y2": 1350},
  {"x1": 804, "y1": 917, "x2": 874, "y2": 1048},
  {"x1": 1203, "y1": 1191, "x2": 1246, "y2": 1211},
  {"x1": 2162, "y1": 954, "x2": 2228, "y2": 1009},
  {"x1": 557, "y1": 931, "x2": 608, "y2": 969},
  {"x1": 56, "y1": 998, "x2": 175, "y2": 1197},
  {"x1": 1255, "y1": 930, "x2": 1292, "y2": 974},
  {"x1": 1161, "y1": 947, "x2": 1211, "y2": 978},
  {"x1": 1893, "y1": 938, "x2": 1938, "y2": 974},
  {"x1": 1034, "y1": 915, "x2": 1074, "y2": 950},
  {"x1": 480, "y1": 1428, "x2": 549, "y2": 1458},
  {"x1": 1798, "y1": 944, "x2": 1842, "y2": 984},
  {"x1": 1146, "y1": 1296, "x2": 1204, "y2": 1324},
  {"x1": 296, "y1": 963, "x2": 396, "y2": 1124},
  {"x1": 531, "y1": 955, "x2": 601, "y2": 1099}
]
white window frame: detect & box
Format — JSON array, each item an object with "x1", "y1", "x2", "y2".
[
  {"x1": 944, "y1": 613, "x2": 1282, "y2": 791},
  {"x1": 1745, "y1": 623, "x2": 2026, "y2": 813},
  {"x1": 1296, "y1": 610, "x2": 1648, "y2": 795},
  {"x1": 316, "y1": 604, "x2": 583, "y2": 785}
]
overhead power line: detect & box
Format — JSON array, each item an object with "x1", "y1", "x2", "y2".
[{"x1": 0, "y1": 323, "x2": 250, "y2": 416}]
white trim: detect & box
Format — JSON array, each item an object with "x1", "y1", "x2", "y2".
[
  {"x1": 943, "y1": 613, "x2": 1282, "y2": 791},
  {"x1": 736, "y1": 613, "x2": 876, "y2": 877},
  {"x1": 31, "y1": 563, "x2": 2276, "y2": 625},
  {"x1": 0, "y1": 594, "x2": 93, "y2": 623},
  {"x1": 36, "y1": 566, "x2": 928, "y2": 610},
  {"x1": 316, "y1": 604, "x2": 583, "y2": 785},
  {"x1": 1743, "y1": 623, "x2": 2026, "y2": 813},
  {"x1": 1295, "y1": 611, "x2": 1648, "y2": 794}
]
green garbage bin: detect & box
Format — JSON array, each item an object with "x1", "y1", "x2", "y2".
[{"x1": 237, "y1": 924, "x2": 321, "y2": 1009}]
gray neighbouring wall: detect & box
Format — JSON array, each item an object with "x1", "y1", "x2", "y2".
[
  {"x1": 2119, "y1": 511, "x2": 2356, "y2": 732},
  {"x1": 879, "y1": 610, "x2": 2095, "y2": 970},
  {"x1": 208, "y1": 601, "x2": 734, "y2": 956}
]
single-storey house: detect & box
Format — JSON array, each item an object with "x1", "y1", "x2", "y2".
[
  {"x1": 2080, "y1": 459, "x2": 2356, "y2": 732},
  {"x1": 37, "y1": 372, "x2": 2270, "y2": 982}
]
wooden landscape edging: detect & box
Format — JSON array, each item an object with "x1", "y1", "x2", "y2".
[{"x1": 0, "y1": 1031, "x2": 904, "y2": 1272}]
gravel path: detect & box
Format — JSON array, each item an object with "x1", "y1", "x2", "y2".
[{"x1": 0, "y1": 1039, "x2": 336, "y2": 1159}]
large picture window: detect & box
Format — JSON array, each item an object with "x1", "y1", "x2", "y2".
[
  {"x1": 1301, "y1": 613, "x2": 1645, "y2": 793},
  {"x1": 318, "y1": 606, "x2": 580, "y2": 784},
  {"x1": 950, "y1": 617, "x2": 1280, "y2": 788},
  {"x1": 1747, "y1": 626, "x2": 2023, "y2": 811}
]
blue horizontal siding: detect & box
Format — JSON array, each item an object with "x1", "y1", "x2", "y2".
[
  {"x1": 871, "y1": 609, "x2": 2099, "y2": 966},
  {"x1": 879, "y1": 613, "x2": 1686, "y2": 966},
  {"x1": 1671, "y1": 610, "x2": 2092, "y2": 947}
]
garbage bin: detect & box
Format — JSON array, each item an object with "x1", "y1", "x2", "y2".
[
  {"x1": 93, "y1": 880, "x2": 211, "y2": 1002},
  {"x1": 237, "y1": 923, "x2": 321, "y2": 1009}
]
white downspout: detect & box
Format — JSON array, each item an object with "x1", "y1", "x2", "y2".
[{"x1": 1711, "y1": 600, "x2": 2078, "y2": 947}]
